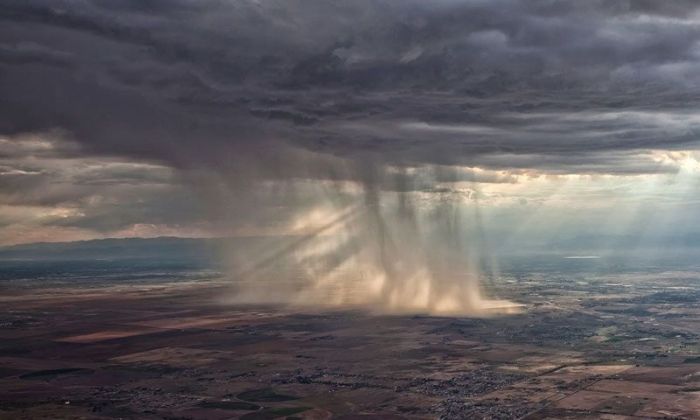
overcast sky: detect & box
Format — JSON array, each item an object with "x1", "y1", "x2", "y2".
[{"x1": 1, "y1": 0, "x2": 700, "y2": 247}]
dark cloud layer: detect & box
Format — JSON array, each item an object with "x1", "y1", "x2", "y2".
[
  {"x1": 1, "y1": 0, "x2": 699, "y2": 178},
  {"x1": 1, "y1": 1, "x2": 700, "y2": 243}
]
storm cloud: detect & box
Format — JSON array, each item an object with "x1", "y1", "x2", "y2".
[
  {"x1": 2, "y1": 0, "x2": 700, "y2": 173},
  {"x1": 1, "y1": 0, "x2": 700, "y2": 245}
]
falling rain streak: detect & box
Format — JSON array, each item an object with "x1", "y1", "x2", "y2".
[{"x1": 224, "y1": 172, "x2": 520, "y2": 315}]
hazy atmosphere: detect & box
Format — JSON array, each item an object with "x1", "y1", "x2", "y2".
[{"x1": 2, "y1": 1, "x2": 700, "y2": 419}]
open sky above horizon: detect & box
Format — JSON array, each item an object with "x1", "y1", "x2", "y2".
[{"x1": 2, "y1": 0, "x2": 700, "y2": 249}]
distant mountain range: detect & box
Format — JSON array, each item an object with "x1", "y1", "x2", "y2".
[
  {"x1": 0, "y1": 237, "x2": 225, "y2": 261},
  {"x1": 3, "y1": 232, "x2": 700, "y2": 262}
]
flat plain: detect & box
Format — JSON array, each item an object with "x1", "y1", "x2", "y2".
[{"x1": 2, "y1": 264, "x2": 700, "y2": 419}]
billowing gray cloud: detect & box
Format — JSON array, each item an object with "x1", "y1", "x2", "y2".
[
  {"x1": 1, "y1": 0, "x2": 699, "y2": 178},
  {"x1": 1, "y1": 1, "x2": 700, "y2": 245}
]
